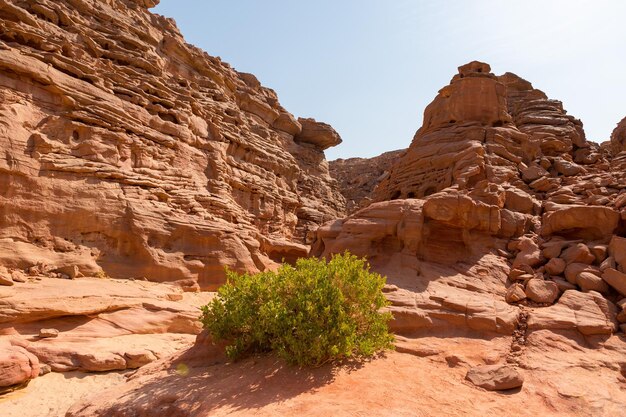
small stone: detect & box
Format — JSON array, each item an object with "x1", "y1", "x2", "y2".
[
  {"x1": 505, "y1": 283, "x2": 527, "y2": 303},
  {"x1": 564, "y1": 263, "x2": 600, "y2": 284},
  {"x1": 0, "y1": 273, "x2": 14, "y2": 286},
  {"x1": 466, "y1": 364, "x2": 524, "y2": 391},
  {"x1": 609, "y1": 236, "x2": 626, "y2": 267},
  {"x1": 11, "y1": 270, "x2": 27, "y2": 283},
  {"x1": 588, "y1": 244, "x2": 608, "y2": 264},
  {"x1": 551, "y1": 276, "x2": 577, "y2": 292},
  {"x1": 39, "y1": 328, "x2": 59, "y2": 338},
  {"x1": 55, "y1": 265, "x2": 80, "y2": 280},
  {"x1": 39, "y1": 364, "x2": 52, "y2": 376},
  {"x1": 600, "y1": 256, "x2": 616, "y2": 272}
]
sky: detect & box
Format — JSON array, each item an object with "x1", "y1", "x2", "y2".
[{"x1": 153, "y1": 0, "x2": 626, "y2": 160}]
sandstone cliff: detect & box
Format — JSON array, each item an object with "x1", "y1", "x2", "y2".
[{"x1": 0, "y1": 0, "x2": 345, "y2": 291}]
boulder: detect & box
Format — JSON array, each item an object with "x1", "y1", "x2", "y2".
[
  {"x1": 528, "y1": 290, "x2": 618, "y2": 335},
  {"x1": 295, "y1": 118, "x2": 343, "y2": 150},
  {"x1": 545, "y1": 258, "x2": 566, "y2": 275},
  {"x1": 512, "y1": 237, "x2": 543, "y2": 268},
  {"x1": 576, "y1": 272, "x2": 609, "y2": 294},
  {"x1": 525, "y1": 279, "x2": 559, "y2": 304},
  {"x1": 564, "y1": 263, "x2": 600, "y2": 285},
  {"x1": 560, "y1": 243, "x2": 595, "y2": 265},
  {"x1": 505, "y1": 283, "x2": 527, "y2": 303},
  {"x1": 602, "y1": 268, "x2": 626, "y2": 296},
  {"x1": 541, "y1": 206, "x2": 620, "y2": 239},
  {"x1": 466, "y1": 364, "x2": 524, "y2": 391},
  {"x1": 0, "y1": 344, "x2": 40, "y2": 390},
  {"x1": 609, "y1": 236, "x2": 626, "y2": 268}
]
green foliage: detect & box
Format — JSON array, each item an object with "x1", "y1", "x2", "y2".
[{"x1": 200, "y1": 252, "x2": 394, "y2": 367}]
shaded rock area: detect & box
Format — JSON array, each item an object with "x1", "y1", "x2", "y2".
[{"x1": 0, "y1": 0, "x2": 345, "y2": 291}]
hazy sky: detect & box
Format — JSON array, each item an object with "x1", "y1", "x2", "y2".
[{"x1": 153, "y1": 0, "x2": 626, "y2": 160}]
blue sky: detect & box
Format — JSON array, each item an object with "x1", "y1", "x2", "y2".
[{"x1": 153, "y1": 0, "x2": 626, "y2": 160}]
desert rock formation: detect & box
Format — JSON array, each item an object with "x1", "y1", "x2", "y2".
[
  {"x1": 0, "y1": 0, "x2": 345, "y2": 292},
  {"x1": 1, "y1": 0, "x2": 626, "y2": 415},
  {"x1": 308, "y1": 61, "x2": 626, "y2": 413},
  {"x1": 330, "y1": 149, "x2": 405, "y2": 213}
]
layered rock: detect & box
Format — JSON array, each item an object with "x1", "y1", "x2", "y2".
[
  {"x1": 0, "y1": 275, "x2": 209, "y2": 379},
  {"x1": 0, "y1": 0, "x2": 345, "y2": 290},
  {"x1": 330, "y1": 149, "x2": 405, "y2": 213},
  {"x1": 313, "y1": 61, "x2": 626, "y2": 342}
]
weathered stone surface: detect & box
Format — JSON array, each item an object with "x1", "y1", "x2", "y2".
[
  {"x1": 0, "y1": 343, "x2": 40, "y2": 390},
  {"x1": 0, "y1": 277, "x2": 207, "y2": 373},
  {"x1": 0, "y1": 0, "x2": 345, "y2": 290},
  {"x1": 525, "y1": 279, "x2": 559, "y2": 304},
  {"x1": 602, "y1": 268, "x2": 626, "y2": 296},
  {"x1": 466, "y1": 364, "x2": 524, "y2": 391},
  {"x1": 294, "y1": 118, "x2": 343, "y2": 150},
  {"x1": 330, "y1": 150, "x2": 405, "y2": 213},
  {"x1": 528, "y1": 290, "x2": 618, "y2": 335}
]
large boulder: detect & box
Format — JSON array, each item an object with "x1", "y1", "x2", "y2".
[{"x1": 0, "y1": 343, "x2": 40, "y2": 391}]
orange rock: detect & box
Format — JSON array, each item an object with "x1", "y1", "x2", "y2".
[
  {"x1": 0, "y1": 0, "x2": 346, "y2": 290},
  {"x1": 0, "y1": 343, "x2": 40, "y2": 389}
]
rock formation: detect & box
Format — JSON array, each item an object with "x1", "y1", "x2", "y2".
[
  {"x1": 56, "y1": 60, "x2": 626, "y2": 417},
  {"x1": 330, "y1": 149, "x2": 405, "y2": 213},
  {"x1": 0, "y1": 0, "x2": 345, "y2": 291},
  {"x1": 0, "y1": 275, "x2": 210, "y2": 390},
  {"x1": 1, "y1": 0, "x2": 626, "y2": 415},
  {"x1": 308, "y1": 61, "x2": 626, "y2": 412}
]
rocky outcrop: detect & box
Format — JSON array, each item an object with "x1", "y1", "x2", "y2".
[
  {"x1": 0, "y1": 276, "x2": 208, "y2": 374},
  {"x1": 0, "y1": 342, "x2": 40, "y2": 392},
  {"x1": 330, "y1": 149, "x2": 405, "y2": 213},
  {"x1": 313, "y1": 61, "x2": 626, "y2": 342},
  {"x1": 611, "y1": 116, "x2": 626, "y2": 155},
  {"x1": 0, "y1": 0, "x2": 345, "y2": 290}
]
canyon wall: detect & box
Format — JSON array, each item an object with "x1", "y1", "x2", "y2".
[{"x1": 0, "y1": 0, "x2": 345, "y2": 290}]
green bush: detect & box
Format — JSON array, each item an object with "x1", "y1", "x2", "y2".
[{"x1": 200, "y1": 252, "x2": 394, "y2": 367}]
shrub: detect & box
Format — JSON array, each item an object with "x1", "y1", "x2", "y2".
[{"x1": 200, "y1": 252, "x2": 394, "y2": 367}]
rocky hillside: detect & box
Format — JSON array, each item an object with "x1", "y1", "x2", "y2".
[{"x1": 0, "y1": 0, "x2": 345, "y2": 291}]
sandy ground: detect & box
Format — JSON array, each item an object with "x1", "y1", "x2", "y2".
[{"x1": 0, "y1": 371, "x2": 130, "y2": 417}]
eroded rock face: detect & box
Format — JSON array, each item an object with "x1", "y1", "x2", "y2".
[
  {"x1": 0, "y1": 276, "x2": 208, "y2": 373},
  {"x1": 313, "y1": 61, "x2": 626, "y2": 342},
  {"x1": 330, "y1": 149, "x2": 405, "y2": 213},
  {"x1": 611, "y1": 116, "x2": 626, "y2": 155},
  {"x1": 0, "y1": 0, "x2": 345, "y2": 290},
  {"x1": 0, "y1": 343, "x2": 40, "y2": 391}
]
